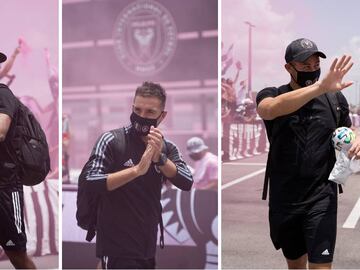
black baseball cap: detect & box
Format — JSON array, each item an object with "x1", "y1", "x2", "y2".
[
  {"x1": 285, "y1": 38, "x2": 326, "y2": 63},
  {"x1": 0, "y1": 52, "x2": 7, "y2": 63}
]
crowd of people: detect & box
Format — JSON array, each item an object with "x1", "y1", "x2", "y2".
[
  {"x1": 222, "y1": 79, "x2": 269, "y2": 161},
  {"x1": 221, "y1": 43, "x2": 268, "y2": 161}
]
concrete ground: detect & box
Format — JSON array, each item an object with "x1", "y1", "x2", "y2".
[{"x1": 222, "y1": 153, "x2": 360, "y2": 269}]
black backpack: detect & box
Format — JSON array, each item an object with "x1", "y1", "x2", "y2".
[
  {"x1": 76, "y1": 128, "x2": 126, "y2": 241},
  {"x1": 262, "y1": 92, "x2": 343, "y2": 200},
  {"x1": 76, "y1": 127, "x2": 165, "y2": 248},
  {"x1": 2, "y1": 85, "x2": 51, "y2": 186}
]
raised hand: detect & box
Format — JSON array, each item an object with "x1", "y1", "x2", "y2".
[
  {"x1": 221, "y1": 81, "x2": 236, "y2": 103},
  {"x1": 147, "y1": 126, "x2": 164, "y2": 163},
  {"x1": 348, "y1": 136, "x2": 360, "y2": 160},
  {"x1": 319, "y1": 55, "x2": 353, "y2": 93},
  {"x1": 134, "y1": 144, "x2": 154, "y2": 176}
]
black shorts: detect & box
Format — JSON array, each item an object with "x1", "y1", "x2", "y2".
[
  {"x1": 101, "y1": 256, "x2": 155, "y2": 269},
  {"x1": 269, "y1": 194, "x2": 337, "y2": 264},
  {"x1": 0, "y1": 187, "x2": 27, "y2": 252}
]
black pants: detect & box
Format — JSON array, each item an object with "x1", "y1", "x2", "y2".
[
  {"x1": 101, "y1": 256, "x2": 156, "y2": 269},
  {"x1": 269, "y1": 193, "x2": 337, "y2": 264}
]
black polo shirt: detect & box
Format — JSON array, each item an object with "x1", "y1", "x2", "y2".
[
  {"x1": 0, "y1": 85, "x2": 19, "y2": 187},
  {"x1": 83, "y1": 125, "x2": 193, "y2": 259},
  {"x1": 256, "y1": 84, "x2": 351, "y2": 212}
]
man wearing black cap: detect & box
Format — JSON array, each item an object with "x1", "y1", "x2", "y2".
[
  {"x1": 0, "y1": 51, "x2": 36, "y2": 268},
  {"x1": 256, "y1": 38, "x2": 360, "y2": 269}
]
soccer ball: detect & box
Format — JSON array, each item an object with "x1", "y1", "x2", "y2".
[{"x1": 332, "y1": 127, "x2": 356, "y2": 152}]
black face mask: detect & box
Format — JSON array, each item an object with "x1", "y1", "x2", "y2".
[
  {"x1": 291, "y1": 65, "x2": 321, "y2": 87},
  {"x1": 130, "y1": 112, "x2": 162, "y2": 136}
]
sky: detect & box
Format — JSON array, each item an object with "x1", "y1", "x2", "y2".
[
  {"x1": 0, "y1": 0, "x2": 58, "y2": 106},
  {"x1": 222, "y1": 0, "x2": 360, "y2": 105}
]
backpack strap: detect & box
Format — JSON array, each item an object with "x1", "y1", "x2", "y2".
[
  {"x1": 325, "y1": 93, "x2": 341, "y2": 128},
  {"x1": 325, "y1": 93, "x2": 343, "y2": 194},
  {"x1": 262, "y1": 159, "x2": 271, "y2": 200},
  {"x1": 262, "y1": 119, "x2": 283, "y2": 200},
  {"x1": 0, "y1": 83, "x2": 9, "y2": 90},
  {"x1": 159, "y1": 204, "x2": 165, "y2": 249},
  {"x1": 157, "y1": 140, "x2": 169, "y2": 248},
  {"x1": 338, "y1": 184, "x2": 343, "y2": 194},
  {"x1": 111, "y1": 127, "x2": 126, "y2": 156},
  {"x1": 0, "y1": 84, "x2": 17, "y2": 138},
  {"x1": 1, "y1": 88, "x2": 22, "y2": 173},
  {"x1": 86, "y1": 227, "x2": 96, "y2": 242}
]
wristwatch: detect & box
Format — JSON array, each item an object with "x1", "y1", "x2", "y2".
[{"x1": 154, "y1": 153, "x2": 167, "y2": 166}]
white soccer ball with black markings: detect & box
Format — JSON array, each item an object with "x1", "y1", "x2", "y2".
[{"x1": 332, "y1": 127, "x2": 356, "y2": 152}]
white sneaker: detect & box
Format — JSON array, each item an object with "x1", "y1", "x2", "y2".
[
  {"x1": 243, "y1": 151, "x2": 253, "y2": 158},
  {"x1": 252, "y1": 150, "x2": 261, "y2": 155}
]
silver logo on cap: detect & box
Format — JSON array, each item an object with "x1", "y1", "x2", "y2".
[{"x1": 300, "y1": 39, "x2": 313, "y2": 49}]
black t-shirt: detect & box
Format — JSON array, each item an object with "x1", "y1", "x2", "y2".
[
  {"x1": 83, "y1": 125, "x2": 193, "y2": 259},
  {"x1": 0, "y1": 85, "x2": 19, "y2": 187},
  {"x1": 256, "y1": 84, "x2": 351, "y2": 212}
]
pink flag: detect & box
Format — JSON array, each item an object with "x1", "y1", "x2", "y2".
[
  {"x1": 222, "y1": 43, "x2": 234, "y2": 62},
  {"x1": 235, "y1": 60, "x2": 242, "y2": 71},
  {"x1": 18, "y1": 37, "x2": 32, "y2": 56}
]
